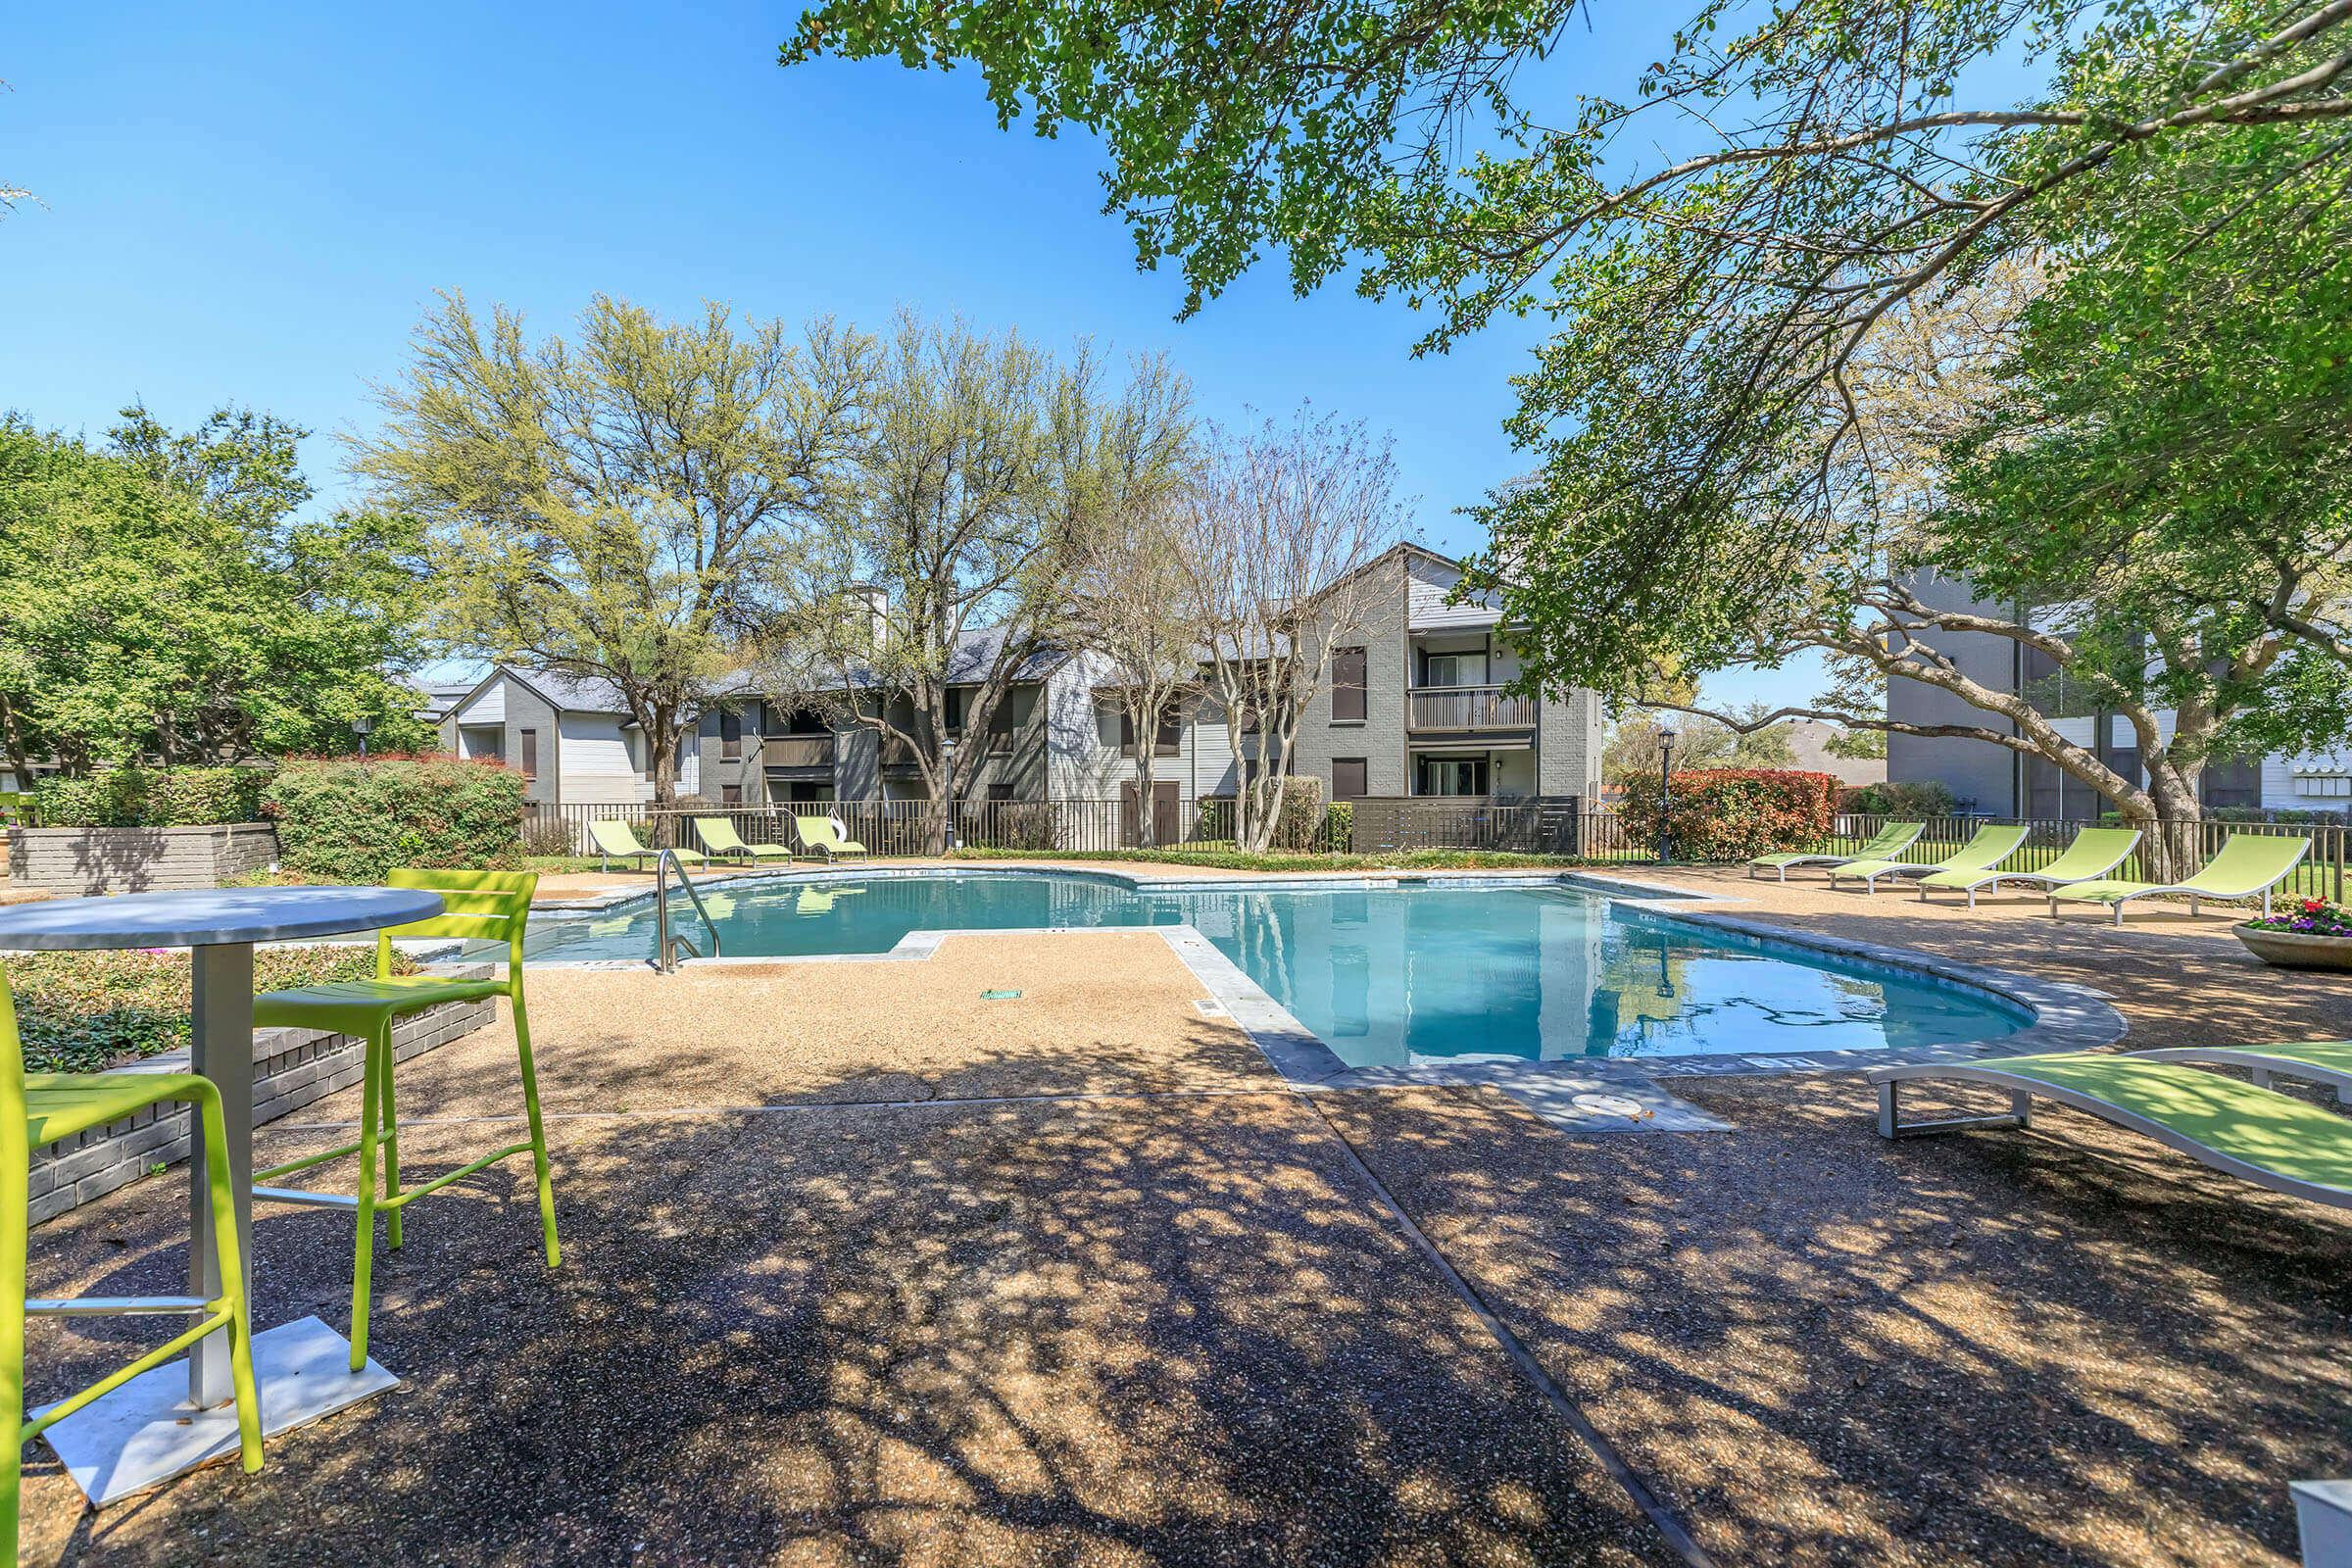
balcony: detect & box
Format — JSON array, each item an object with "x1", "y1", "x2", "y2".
[
  {"x1": 1406, "y1": 685, "x2": 1537, "y2": 732},
  {"x1": 760, "y1": 734, "x2": 837, "y2": 770}
]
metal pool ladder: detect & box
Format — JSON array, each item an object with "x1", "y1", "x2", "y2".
[{"x1": 653, "y1": 847, "x2": 720, "y2": 972}]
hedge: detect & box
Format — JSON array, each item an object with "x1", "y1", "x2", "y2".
[
  {"x1": 32, "y1": 765, "x2": 267, "y2": 827},
  {"x1": 264, "y1": 755, "x2": 526, "y2": 881},
  {"x1": 1617, "y1": 767, "x2": 1840, "y2": 860},
  {"x1": 1841, "y1": 780, "x2": 1957, "y2": 817}
]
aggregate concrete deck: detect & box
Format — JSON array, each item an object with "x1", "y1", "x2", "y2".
[{"x1": 14, "y1": 898, "x2": 2351, "y2": 1566}]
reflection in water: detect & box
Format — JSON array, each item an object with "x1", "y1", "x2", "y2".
[{"x1": 518, "y1": 875, "x2": 2029, "y2": 1068}]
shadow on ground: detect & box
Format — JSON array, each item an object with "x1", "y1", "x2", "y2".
[{"x1": 1324, "y1": 1075, "x2": 2352, "y2": 1567}]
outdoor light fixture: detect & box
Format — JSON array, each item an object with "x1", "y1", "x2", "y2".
[
  {"x1": 1655, "y1": 721, "x2": 1676, "y2": 865},
  {"x1": 352, "y1": 715, "x2": 373, "y2": 761},
  {"x1": 941, "y1": 736, "x2": 957, "y2": 854}
]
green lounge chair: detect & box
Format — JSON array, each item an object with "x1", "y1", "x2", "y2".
[
  {"x1": 1827, "y1": 823, "x2": 2030, "y2": 895},
  {"x1": 2046, "y1": 832, "x2": 2311, "y2": 924},
  {"x1": 795, "y1": 813, "x2": 869, "y2": 862},
  {"x1": 695, "y1": 816, "x2": 793, "y2": 864},
  {"x1": 2133, "y1": 1040, "x2": 2352, "y2": 1103},
  {"x1": 1748, "y1": 821, "x2": 1924, "y2": 882},
  {"x1": 588, "y1": 818, "x2": 709, "y2": 872},
  {"x1": 1916, "y1": 825, "x2": 2141, "y2": 908},
  {"x1": 1871, "y1": 1051, "x2": 2352, "y2": 1210}
]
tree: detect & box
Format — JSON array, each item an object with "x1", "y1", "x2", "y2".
[
  {"x1": 1069, "y1": 489, "x2": 1200, "y2": 846},
  {"x1": 1178, "y1": 410, "x2": 1403, "y2": 854},
  {"x1": 0, "y1": 408, "x2": 430, "y2": 778},
  {"x1": 1560, "y1": 217, "x2": 2350, "y2": 876},
  {"x1": 784, "y1": 0, "x2": 2352, "y2": 696},
  {"x1": 808, "y1": 315, "x2": 1191, "y2": 833},
  {"x1": 1602, "y1": 705, "x2": 1796, "y2": 786},
  {"x1": 352, "y1": 292, "x2": 875, "y2": 825}
]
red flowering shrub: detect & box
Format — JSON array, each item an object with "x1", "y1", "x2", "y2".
[{"x1": 1616, "y1": 768, "x2": 1840, "y2": 860}]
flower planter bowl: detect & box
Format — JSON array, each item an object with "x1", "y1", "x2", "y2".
[{"x1": 2234, "y1": 924, "x2": 2352, "y2": 971}]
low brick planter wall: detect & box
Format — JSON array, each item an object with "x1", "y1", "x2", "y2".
[
  {"x1": 8, "y1": 822, "x2": 281, "y2": 895},
  {"x1": 27, "y1": 968, "x2": 496, "y2": 1226}
]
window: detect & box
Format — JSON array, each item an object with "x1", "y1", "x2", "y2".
[
  {"x1": 944, "y1": 687, "x2": 969, "y2": 735},
  {"x1": 988, "y1": 782, "x2": 1016, "y2": 802},
  {"x1": 720, "y1": 783, "x2": 742, "y2": 806},
  {"x1": 1119, "y1": 705, "x2": 1182, "y2": 758},
  {"x1": 719, "y1": 708, "x2": 744, "y2": 761},
  {"x1": 1331, "y1": 647, "x2": 1367, "y2": 721},
  {"x1": 518, "y1": 728, "x2": 539, "y2": 782},
  {"x1": 1332, "y1": 759, "x2": 1368, "y2": 800}
]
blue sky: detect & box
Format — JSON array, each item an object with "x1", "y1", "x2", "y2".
[{"x1": 0, "y1": 0, "x2": 1869, "y2": 707}]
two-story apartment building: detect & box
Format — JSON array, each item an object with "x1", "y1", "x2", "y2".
[{"x1": 438, "y1": 544, "x2": 1607, "y2": 824}]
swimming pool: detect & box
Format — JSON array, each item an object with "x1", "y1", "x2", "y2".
[{"x1": 515, "y1": 872, "x2": 2032, "y2": 1068}]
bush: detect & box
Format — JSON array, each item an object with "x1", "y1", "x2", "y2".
[
  {"x1": 518, "y1": 814, "x2": 579, "y2": 858},
  {"x1": 1840, "y1": 780, "x2": 1958, "y2": 817},
  {"x1": 264, "y1": 755, "x2": 526, "y2": 881},
  {"x1": 1617, "y1": 767, "x2": 1840, "y2": 860},
  {"x1": 962, "y1": 800, "x2": 1056, "y2": 850},
  {"x1": 1324, "y1": 800, "x2": 1355, "y2": 853},
  {"x1": 1272, "y1": 775, "x2": 1325, "y2": 851},
  {"x1": 32, "y1": 765, "x2": 268, "y2": 827}
]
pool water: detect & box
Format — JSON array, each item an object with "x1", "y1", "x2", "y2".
[{"x1": 516, "y1": 873, "x2": 2030, "y2": 1068}]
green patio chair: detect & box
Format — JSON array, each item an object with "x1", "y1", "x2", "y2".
[
  {"x1": 2047, "y1": 832, "x2": 2311, "y2": 924},
  {"x1": 1871, "y1": 1051, "x2": 2352, "y2": 1210},
  {"x1": 0, "y1": 972, "x2": 263, "y2": 1553},
  {"x1": 694, "y1": 817, "x2": 793, "y2": 864},
  {"x1": 1916, "y1": 825, "x2": 2141, "y2": 908},
  {"x1": 795, "y1": 813, "x2": 870, "y2": 863},
  {"x1": 589, "y1": 818, "x2": 708, "y2": 872},
  {"x1": 1827, "y1": 823, "x2": 2031, "y2": 895},
  {"x1": 251, "y1": 869, "x2": 560, "y2": 1373},
  {"x1": 2132, "y1": 1040, "x2": 2352, "y2": 1102},
  {"x1": 1747, "y1": 822, "x2": 1924, "y2": 882}
]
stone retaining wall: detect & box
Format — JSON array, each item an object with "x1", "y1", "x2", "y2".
[
  {"x1": 27, "y1": 970, "x2": 496, "y2": 1225},
  {"x1": 8, "y1": 822, "x2": 281, "y2": 895}
]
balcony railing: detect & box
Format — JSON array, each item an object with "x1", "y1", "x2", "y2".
[
  {"x1": 1406, "y1": 685, "x2": 1537, "y2": 731},
  {"x1": 760, "y1": 734, "x2": 836, "y2": 769}
]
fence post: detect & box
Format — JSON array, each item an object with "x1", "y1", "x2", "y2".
[{"x1": 1566, "y1": 795, "x2": 1584, "y2": 858}]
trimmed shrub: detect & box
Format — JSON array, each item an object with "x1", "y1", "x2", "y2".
[
  {"x1": 264, "y1": 755, "x2": 526, "y2": 881},
  {"x1": 1617, "y1": 767, "x2": 1840, "y2": 860},
  {"x1": 1841, "y1": 780, "x2": 1958, "y2": 817},
  {"x1": 1324, "y1": 800, "x2": 1355, "y2": 853},
  {"x1": 1273, "y1": 775, "x2": 1326, "y2": 851},
  {"x1": 33, "y1": 765, "x2": 267, "y2": 827}
]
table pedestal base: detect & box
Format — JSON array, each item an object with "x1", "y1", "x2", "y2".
[{"x1": 40, "y1": 1317, "x2": 397, "y2": 1505}]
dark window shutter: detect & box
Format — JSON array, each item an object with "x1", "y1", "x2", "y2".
[
  {"x1": 1332, "y1": 759, "x2": 1367, "y2": 800},
  {"x1": 1332, "y1": 648, "x2": 1367, "y2": 721}
]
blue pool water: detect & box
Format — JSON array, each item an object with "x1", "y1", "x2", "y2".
[{"x1": 516, "y1": 873, "x2": 2030, "y2": 1068}]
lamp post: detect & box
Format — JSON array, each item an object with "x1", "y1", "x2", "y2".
[
  {"x1": 1655, "y1": 721, "x2": 1676, "y2": 865},
  {"x1": 941, "y1": 737, "x2": 957, "y2": 855},
  {"x1": 351, "y1": 715, "x2": 372, "y2": 761}
]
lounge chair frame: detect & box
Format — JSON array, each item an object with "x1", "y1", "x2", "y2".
[
  {"x1": 2132, "y1": 1043, "x2": 2352, "y2": 1102},
  {"x1": 1747, "y1": 821, "x2": 1925, "y2": 882},
  {"x1": 1871, "y1": 1059, "x2": 2352, "y2": 1210},
  {"x1": 1915, "y1": 827, "x2": 2141, "y2": 909}
]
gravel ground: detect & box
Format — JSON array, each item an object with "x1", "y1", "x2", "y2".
[
  {"x1": 21, "y1": 1097, "x2": 1672, "y2": 1568},
  {"x1": 1323, "y1": 1077, "x2": 2352, "y2": 1568}
]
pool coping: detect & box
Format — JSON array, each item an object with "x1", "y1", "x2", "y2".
[{"x1": 484, "y1": 864, "x2": 2127, "y2": 1127}]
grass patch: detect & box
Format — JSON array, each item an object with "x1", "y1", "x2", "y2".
[
  {"x1": 944, "y1": 846, "x2": 1624, "y2": 873},
  {"x1": 6, "y1": 946, "x2": 421, "y2": 1075}
]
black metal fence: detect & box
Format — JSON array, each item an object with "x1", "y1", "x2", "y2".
[{"x1": 519, "y1": 797, "x2": 2346, "y2": 895}]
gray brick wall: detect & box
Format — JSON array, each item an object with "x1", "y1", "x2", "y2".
[
  {"x1": 25, "y1": 977, "x2": 495, "y2": 1227},
  {"x1": 504, "y1": 683, "x2": 562, "y2": 807},
  {"x1": 1290, "y1": 554, "x2": 1410, "y2": 799},
  {"x1": 9, "y1": 823, "x2": 279, "y2": 895},
  {"x1": 1538, "y1": 686, "x2": 1604, "y2": 800}
]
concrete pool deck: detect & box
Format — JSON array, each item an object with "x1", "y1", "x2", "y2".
[{"x1": 15, "y1": 881, "x2": 2352, "y2": 1565}]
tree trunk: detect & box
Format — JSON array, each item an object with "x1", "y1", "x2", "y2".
[
  {"x1": 649, "y1": 712, "x2": 681, "y2": 849},
  {"x1": 2139, "y1": 760, "x2": 2207, "y2": 884},
  {"x1": 1131, "y1": 721, "x2": 1159, "y2": 848}
]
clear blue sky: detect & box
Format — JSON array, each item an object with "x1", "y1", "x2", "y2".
[{"x1": 0, "y1": 0, "x2": 1890, "y2": 708}]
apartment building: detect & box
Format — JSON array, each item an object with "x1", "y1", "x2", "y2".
[
  {"x1": 1886, "y1": 569, "x2": 2333, "y2": 815},
  {"x1": 438, "y1": 544, "x2": 1607, "y2": 820}
]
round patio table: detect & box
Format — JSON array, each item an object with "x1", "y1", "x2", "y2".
[{"x1": 0, "y1": 885, "x2": 443, "y2": 1501}]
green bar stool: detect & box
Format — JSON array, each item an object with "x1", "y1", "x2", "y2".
[
  {"x1": 251, "y1": 869, "x2": 559, "y2": 1374},
  {"x1": 0, "y1": 973, "x2": 264, "y2": 1556}
]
